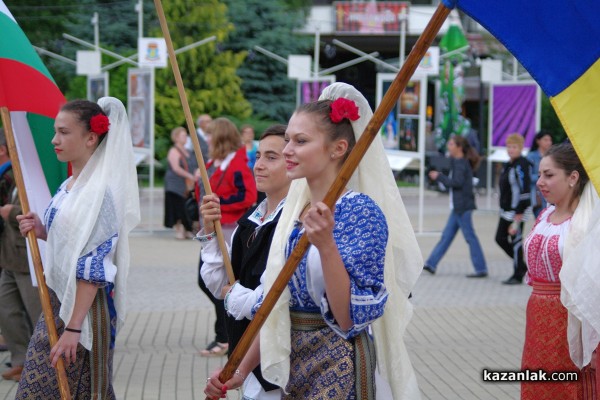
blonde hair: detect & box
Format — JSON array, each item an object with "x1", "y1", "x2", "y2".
[
  {"x1": 170, "y1": 126, "x2": 187, "y2": 142},
  {"x1": 207, "y1": 118, "x2": 242, "y2": 160},
  {"x1": 505, "y1": 133, "x2": 524, "y2": 148}
]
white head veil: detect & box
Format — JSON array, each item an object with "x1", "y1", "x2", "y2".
[
  {"x1": 561, "y1": 182, "x2": 600, "y2": 368},
  {"x1": 261, "y1": 82, "x2": 422, "y2": 398},
  {"x1": 45, "y1": 97, "x2": 140, "y2": 350}
]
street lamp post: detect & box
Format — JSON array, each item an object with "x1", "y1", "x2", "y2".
[{"x1": 135, "y1": 0, "x2": 143, "y2": 39}]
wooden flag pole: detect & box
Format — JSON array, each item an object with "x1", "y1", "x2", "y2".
[
  {"x1": 0, "y1": 107, "x2": 72, "y2": 400},
  {"x1": 153, "y1": 0, "x2": 235, "y2": 284},
  {"x1": 210, "y1": 3, "x2": 452, "y2": 393}
]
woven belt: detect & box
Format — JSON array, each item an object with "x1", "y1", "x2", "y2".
[
  {"x1": 290, "y1": 311, "x2": 327, "y2": 331},
  {"x1": 532, "y1": 281, "x2": 561, "y2": 295}
]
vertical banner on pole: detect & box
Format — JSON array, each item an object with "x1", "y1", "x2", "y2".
[
  {"x1": 377, "y1": 72, "x2": 428, "y2": 232},
  {"x1": 486, "y1": 80, "x2": 541, "y2": 208},
  {"x1": 489, "y1": 81, "x2": 541, "y2": 150},
  {"x1": 296, "y1": 76, "x2": 336, "y2": 107},
  {"x1": 87, "y1": 72, "x2": 109, "y2": 103},
  {"x1": 128, "y1": 67, "x2": 156, "y2": 230},
  {"x1": 376, "y1": 73, "x2": 427, "y2": 157}
]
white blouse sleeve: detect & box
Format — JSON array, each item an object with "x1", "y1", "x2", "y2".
[
  {"x1": 225, "y1": 279, "x2": 265, "y2": 320},
  {"x1": 200, "y1": 232, "x2": 232, "y2": 299}
]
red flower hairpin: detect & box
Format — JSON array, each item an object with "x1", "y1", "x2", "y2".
[
  {"x1": 90, "y1": 114, "x2": 110, "y2": 135},
  {"x1": 329, "y1": 98, "x2": 360, "y2": 124}
]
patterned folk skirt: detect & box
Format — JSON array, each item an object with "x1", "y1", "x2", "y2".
[
  {"x1": 521, "y1": 282, "x2": 597, "y2": 400},
  {"x1": 15, "y1": 288, "x2": 115, "y2": 400},
  {"x1": 285, "y1": 311, "x2": 376, "y2": 400}
]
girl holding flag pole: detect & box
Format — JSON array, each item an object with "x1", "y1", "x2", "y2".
[
  {"x1": 204, "y1": 83, "x2": 421, "y2": 399},
  {"x1": 16, "y1": 98, "x2": 139, "y2": 399}
]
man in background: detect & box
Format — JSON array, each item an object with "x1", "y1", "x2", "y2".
[{"x1": 0, "y1": 128, "x2": 42, "y2": 381}]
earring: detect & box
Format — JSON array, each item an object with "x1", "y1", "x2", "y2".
[
  {"x1": 330, "y1": 153, "x2": 335, "y2": 159},
  {"x1": 569, "y1": 183, "x2": 574, "y2": 188}
]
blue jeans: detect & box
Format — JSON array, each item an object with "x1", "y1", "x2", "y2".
[{"x1": 425, "y1": 210, "x2": 488, "y2": 274}]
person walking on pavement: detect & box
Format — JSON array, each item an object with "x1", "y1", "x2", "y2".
[
  {"x1": 423, "y1": 135, "x2": 488, "y2": 277},
  {"x1": 496, "y1": 133, "x2": 532, "y2": 285}
]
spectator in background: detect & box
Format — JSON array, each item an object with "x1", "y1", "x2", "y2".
[
  {"x1": 164, "y1": 127, "x2": 198, "y2": 240},
  {"x1": 0, "y1": 128, "x2": 16, "y2": 357},
  {"x1": 0, "y1": 189, "x2": 42, "y2": 382},
  {"x1": 240, "y1": 124, "x2": 258, "y2": 171},
  {"x1": 423, "y1": 135, "x2": 488, "y2": 278},
  {"x1": 496, "y1": 133, "x2": 532, "y2": 285},
  {"x1": 204, "y1": 118, "x2": 257, "y2": 239},
  {"x1": 527, "y1": 131, "x2": 553, "y2": 218},
  {"x1": 186, "y1": 114, "x2": 212, "y2": 161}
]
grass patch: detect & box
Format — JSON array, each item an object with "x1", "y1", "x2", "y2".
[{"x1": 396, "y1": 180, "x2": 418, "y2": 188}]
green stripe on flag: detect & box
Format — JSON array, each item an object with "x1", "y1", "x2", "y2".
[{"x1": 0, "y1": 11, "x2": 57, "y2": 84}]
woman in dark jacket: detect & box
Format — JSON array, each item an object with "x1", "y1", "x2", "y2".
[{"x1": 423, "y1": 135, "x2": 488, "y2": 277}]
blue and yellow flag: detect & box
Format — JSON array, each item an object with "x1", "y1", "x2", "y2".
[{"x1": 443, "y1": 0, "x2": 600, "y2": 194}]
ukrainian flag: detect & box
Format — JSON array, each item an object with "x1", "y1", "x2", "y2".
[{"x1": 443, "y1": 0, "x2": 600, "y2": 194}]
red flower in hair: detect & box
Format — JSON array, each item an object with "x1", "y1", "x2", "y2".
[
  {"x1": 329, "y1": 98, "x2": 360, "y2": 124},
  {"x1": 90, "y1": 114, "x2": 110, "y2": 135}
]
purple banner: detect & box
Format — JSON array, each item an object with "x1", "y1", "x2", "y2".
[
  {"x1": 491, "y1": 84, "x2": 537, "y2": 147},
  {"x1": 299, "y1": 80, "x2": 333, "y2": 105}
]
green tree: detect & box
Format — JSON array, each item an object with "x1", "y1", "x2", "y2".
[
  {"x1": 223, "y1": 0, "x2": 312, "y2": 122},
  {"x1": 8, "y1": 0, "x2": 155, "y2": 98},
  {"x1": 7, "y1": 0, "x2": 74, "y2": 93},
  {"x1": 151, "y1": 0, "x2": 251, "y2": 158}
]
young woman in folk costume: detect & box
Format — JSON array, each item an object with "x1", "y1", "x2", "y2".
[
  {"x1": 204, "y1": 82, "x2": 422, "y2": 399},
  {"x1": 200, "y1": 125, "x2": 290, "y2": 399},
  {"x1": 521, "y1": 142, "x2": 598, "y2": 399},
  {"x1": 16, "y1": 98, "x2": 140, "y2": 399}
]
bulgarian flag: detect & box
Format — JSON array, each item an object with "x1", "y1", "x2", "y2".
[
  {"x1": 0, "y1": 0, "x2": 67, "y2": 209},
  {"x1": 443, "y1": 0, "x2": 600, "y2": 195}
]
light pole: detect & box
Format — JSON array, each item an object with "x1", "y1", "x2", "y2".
[
  {"x1": 91, "y1": 12, "x2": 99, "y2": 51},
  {"x1": 135, "y1": 0, "x2": 143, "y2": 38},
  {"x1": 399, "y1": 7, "x2": 407, "y2": 68}
]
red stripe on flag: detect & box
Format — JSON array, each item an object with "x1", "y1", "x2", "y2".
[{"x1": 0, "y1": 58, "x2": 65, "y2": 118}]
